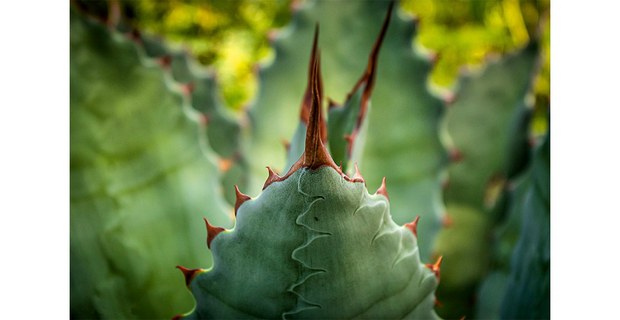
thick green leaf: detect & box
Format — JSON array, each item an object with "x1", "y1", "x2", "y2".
[
  {"x1": 434, "y1": 42, "x2": 540, "y2": 319},
  {"x1": 70, "y1": 10, "x2": 232, "y2": 318},
  {"x1": 443, "y1": 42, "x2": 539, "y2": 209},
  {"x1": 499, "y1": 133, "x2": 550, "y2": 319},
  {"x1": 183, "y1": 166, "x2": 440, "y2": 319}
]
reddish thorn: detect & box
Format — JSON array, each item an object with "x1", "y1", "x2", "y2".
[
  {"x1": 425, "y1": 256, "x2": 443, "y2": 279},
  {"x1": 199, "y1": 113, "x2": 209, "y2": 125},
  {"x1": 176, "y1": 265, "x2": 202, "y2": 287},
  {"x1": 262, "y1": 166, "x2": 281, "y2": 190},
  {"x1": 443, "y1": 92, "x2": 456, "y2": 105},
  {"x1": 299, "y1": 24, "x2": 326, "y2": 143},
  {"x1": 441, "y1": 178, "x2": 450, "y2": 190},
  {"x1": 267, "y1": 29, "x2": 279, "y2": 43},
  {"x1": 171, "y1": 314, "x2": 184, "y2": 320},
  {"x1": 429, "y1": 52, "x2": 440, "y2": 65},
  {"x1": 449, "y1": 148, "x2": 463, "y2": 163},
  {"x1": 159, "y1": 55, "x2": 172, "y2": 68},
  {"x1": 404, "y1": 216, "x2": 420, "y2": 237},
  {"x1": 327, "y1": 97, "x2": 340, "y2": 110},
  {"x1": 434, "y1": 298, "x2": 444, "y2": 308},
  {"x1": 375, "y1": 177, "x2": 389, "y2": 200},
  {"x1": 203, "y1": 218, "x2": 225, "y2": 249},
  {"x1": 290, "y1": 0, "x2": 303, "y2": 11},
  {"x1": 344, "y1": 134, "x2": 354, "y2": 144},
  {"x1": 301, "y1": 47, "x2": 338, "y2": 171},
  {"x1": 181, "y1": 83, "x2": 194, "y2": 96},
  {"x1": 218, "y1": 158, "x2": 233, "y2": 173},
  {"x1": 353, "y1": 163, "x2": 364, "y2": 182},
  {"x1": 251, "y1": 63, "x2": 261, "y2": 75},
  {"x1": 234, "y1": 185, "x2": 251, "y2": 216},
  {"x1": 442, "y1": 214, "x2": 453, "y2": 228},
  {"x1": 282, "y1": 140, "x2": 291, "y2": 153},
  {"x1": 459, "y1": 317, "x2": 466, "y2": 320},
  {"x1": 343, "y1": 2, "x2": 393, "y2": 135},
  {"x1": 129, "y1": 29, "x2": 141, "y2": 41}
]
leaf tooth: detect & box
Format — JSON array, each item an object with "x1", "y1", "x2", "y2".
[
  {"x1": 352, "y1": 162, "x2": 365, "y2": 183},
  {"x1": 327, "y1": 97, "x2": 340, "y2": 110},
  {"x1": 158, "y1": 55, "x2": 171, "y2": 68},
  {"x1": 262, "y1": 166, "x2": 282, "y2": 190},
  {"x1": 449, "y1": 148, "x2": 463, "y2": 163},
  {"x1": 218, "y1": 158, "x2": 233, "y2": 173},
  {"x1": 426, "y1": 255, "x2": 443, "y2": 279},
  {"x1": 176, "y1": 265, "x2": 203, "y2": 287},
  {"x1": 375, "y1": 177, "x2": 389, "y2": 200},
  {"x1": 234, "y1": 185, "x2": 251, "y2": 215},
  {"x1": 344, "y1": 162, "x2": 365, "y2": 183},
  {"x1": 203, "y1": 217, "x2": 225, "y2": 249},
  {"x1": 282, "y1": 139, "x2": 291, "y2": 153},
  {"x1": 404, "y1": 216, "x2": 421, "y2": 237},
  {"x1": 442, "y1": 91, "x2": 456, "y2": 105},
  {"x1": 442, "y1": 213, "x2": 453, "y2": 228}
]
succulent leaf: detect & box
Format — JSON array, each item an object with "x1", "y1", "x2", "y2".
[
  {"x1": 499, "y1": 133, "x2": 550, "y2": 319},
  {"x1": 70, "y1": 9, "x2": 232, "y2": 318},
  {"x1": 443, "y1": 41, "x2": 540, "y2": 209},
  {"x1": 433, "y1": 41, "x2": 541, "y2": 318},
  {"x1": 180, "y1": 32, "x2": 440, "y2": 318}
]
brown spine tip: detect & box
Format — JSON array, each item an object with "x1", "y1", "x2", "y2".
[
  {"x1": 442, "y1": 214, "x2": 453, "y2": 228},
  {"x1": 203, "y1": 218, "x2": 225, "y2": 249},
  {"x1": 339, "y1": 2, "x2": 392, "y2": 159},
  {"x1": 262, "y1": 166, "x2": 282, "y2": 190},
  {"x1": 429, "y1": 51, "x2": 440, "y2": 65},
  {"x1": 434, "y1": 298, "x2": 444, "y2": 308},
  {"x1": 181, "y1": 83, "x2": 194, "y2": 96},
  {"x1": 443, "y1": 91, "x2": 456, "y2": 105},
  {"x1": 327, "y1": 97, "x2": 340, "y2": 110},
  {"x1": 299, "y1": 24, "x2": 327, "y2": 143},
  {"x1": 176, "y1": 265, "x2": 202, "y2": 287},
  {"x1": 282, "y1": 139, "x2": 291, "y2": 153},
  {"x1": 218, "y1": 158, "x2": 233, "y2": 173},
  {"x1": 375, "y1": 177, "x2": 389, "y2": 200},
  {"x1": 404, "y1": 216, "x2": 421, "y2": 237},
  {"x1": 234, "y1": 185, "x2": 251, "y2": 216},
  {"x1": 171, "y1": 314, "x2": 184, "y2": 320},
  {"x1": 426, "y1": 256, "x2": 443, "y2": 279},
  {"x1": 302, "y1": 48, "x2": 338, "y2": 171},
  {"x1": 159, "y1": 55, "x2": 172, "y2": 68},
  {"x1": 449, "y1": 148, "x2": 463, "y2": 163},
  {"x1": 353, "y1": 163, "x2": 364, "y2": 182},
  {"x1": 441, "y1": 177, "x2": 450, "y2": 190}
]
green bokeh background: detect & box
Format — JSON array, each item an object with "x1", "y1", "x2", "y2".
[{"x1": 75, "y1": 0, "x2": 549, "y2": 115}]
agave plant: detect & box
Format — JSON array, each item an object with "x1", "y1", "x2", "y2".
[{"x1": 70, "y1": 0, "x2": 549, "y2": 319}]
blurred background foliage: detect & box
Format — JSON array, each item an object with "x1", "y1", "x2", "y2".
[{"x1": 75, "y1": 0, "x2": 549, "y2": 116}]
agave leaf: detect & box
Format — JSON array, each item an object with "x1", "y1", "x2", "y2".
[
  {"x1": 247, "y1": 0, "x2": 446, "y2": 259},
  {"x1": 70, "y1": 10, "x2": 232, "y2": 318},
  {"x1": 443, "y1": 42, "x2": 540, "y2": 209},
  {"x1": 180, "y1": 61, "x2": 440, "y2": 319},
  {"x1": 499, "y1": 133, "x2": 550, "y2": 319},
  {"x1": 433, "y1": 41, "x2": 540, "y2": 318},
  {"x1": 184, "y1": 167, "x2": 440, "y2": 319}
]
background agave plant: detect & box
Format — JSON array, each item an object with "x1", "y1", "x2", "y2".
[{"x1": 68, "y1": 0, "x2": 550, "y2": 319}]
